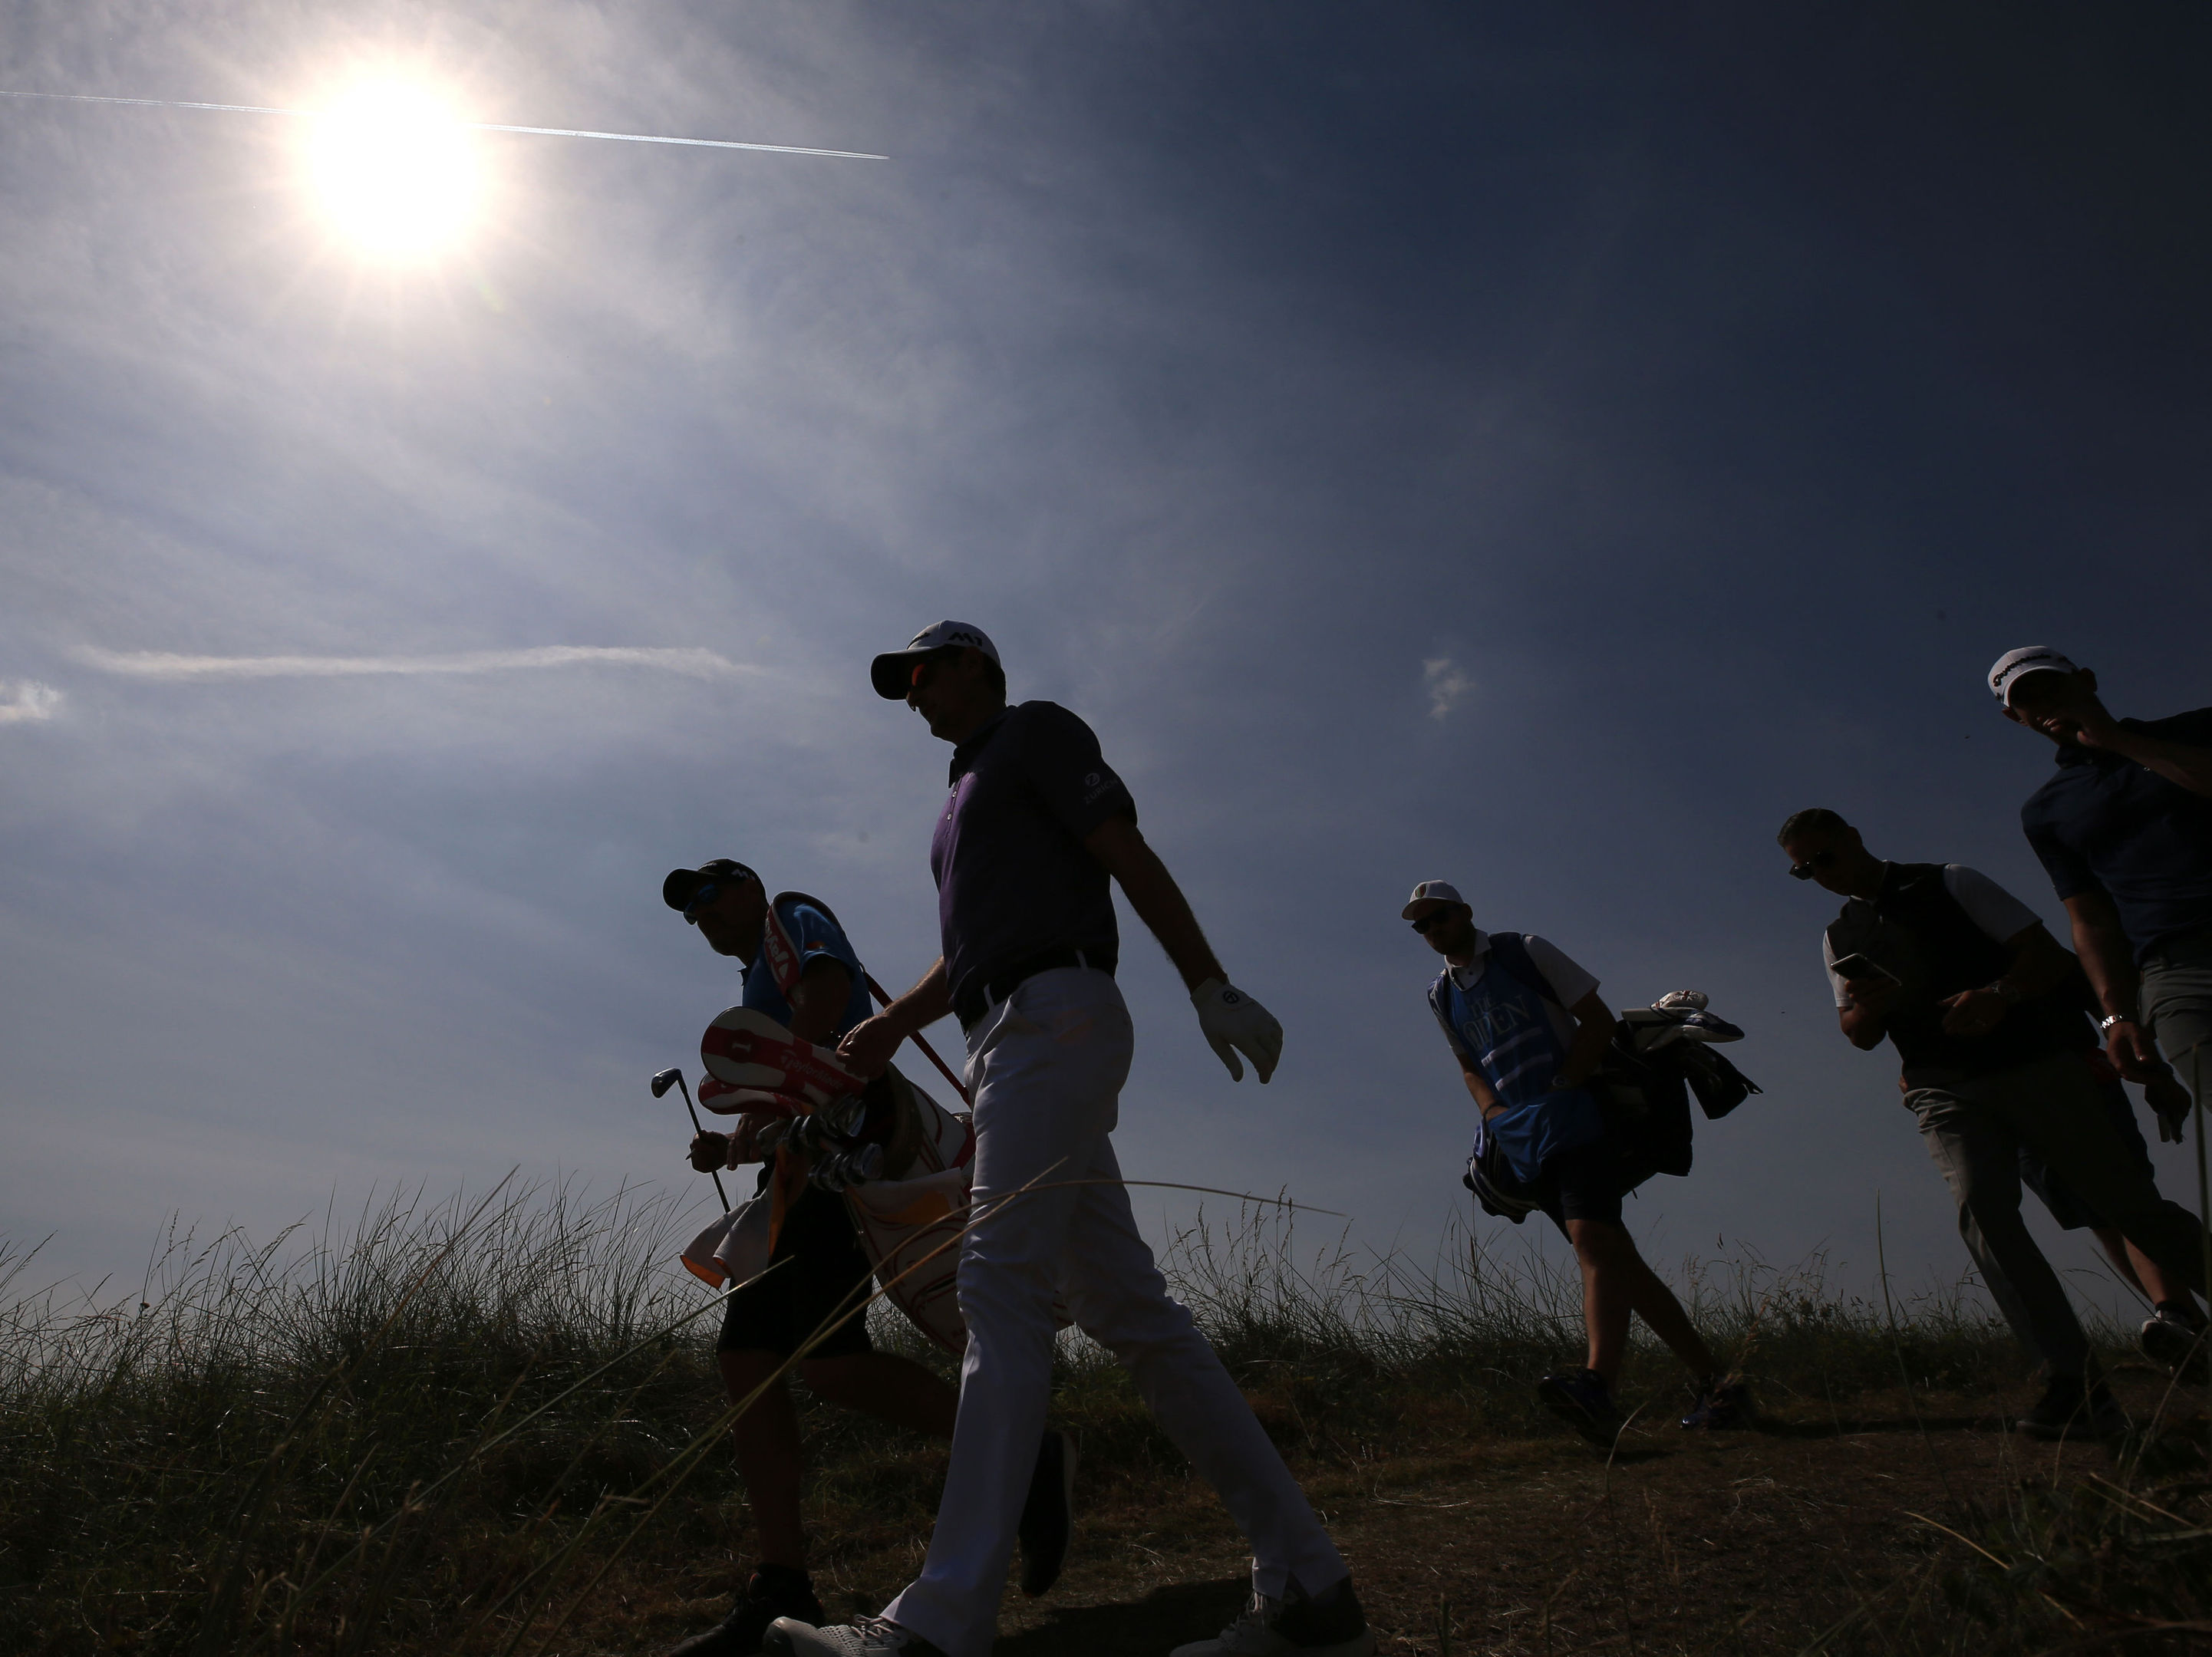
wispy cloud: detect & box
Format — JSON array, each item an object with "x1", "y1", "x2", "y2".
[
  {"x1": 1422, "y1": 657, "x2": 1472, "y2": 719},
  {"x1": 72, "y1": 646, "x2": 758, "y2": 681},
  {"x1": 0, "y1": 680, "x2": 64, "y2": 722}
]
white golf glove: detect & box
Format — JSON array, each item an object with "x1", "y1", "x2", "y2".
[{"x1": 1191, "y1": 978, "x2": 1283, "y2": 1083}]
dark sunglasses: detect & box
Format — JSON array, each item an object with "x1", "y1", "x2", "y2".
[
  {"x1": 1788, "y1": 851, "x2": 1841, "y2": 881},
  {"x1": 682, "y1": 883, "x2": 724, "y2": 923},
  {"x1": 1409, "y1": 908, "x2": 1459, "y2": 934}
]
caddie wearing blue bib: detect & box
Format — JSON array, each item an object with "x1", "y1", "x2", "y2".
[
  {"x1": 661, "y1": 861, "x2": 1073, "y2": 1657},
  {"x1": 1405, "y1": 880, "x2": 1746, "y2": 1441}
]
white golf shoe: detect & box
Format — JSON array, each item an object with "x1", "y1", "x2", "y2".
[{"x1": 764, "y1": 1615, "x2": 947, "y2": 1657}]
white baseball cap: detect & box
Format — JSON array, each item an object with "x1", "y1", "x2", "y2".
[
  {"x1": 1402, "y1": 879, "x2": 1469, "y2": 920},
  {"x1": 871, "y1": 621, "x2": 1002, "y2": 699},
  {"x1": 1988, "y1": 646, "x2": 2079, "y2": 706}
]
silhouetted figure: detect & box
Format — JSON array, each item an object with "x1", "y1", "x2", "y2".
[
  {"x1": 1995, "y1": 647, "x2": 2212, "y2": 1374},
  {"x1": 1404, "y1": 879, "x2": 1748, "y2": 1441},
  {"x1": 1779, "y1": 809, "x2": 2207, "y2": 1437}
]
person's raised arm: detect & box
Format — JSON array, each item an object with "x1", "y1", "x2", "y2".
[
  {"x1": 2062, "y1": 889, "x2": 2159, "y2": 1077},
  {"x1": 2070, "y1": 702, "x2": 2212, "y2": 797},
  {"x1": 2105, "y1": 727, "x2": 2212, "y2": 797},
  {"x1": 837, "y1": 957, "x2": 952, "y2": 1079},
  {"x1": 1083, "y1": 814, "x2": 1281, "y2": 1082},
  {"x1": 2028, "y1": 680, "x2": 2212, "y2": 796}
]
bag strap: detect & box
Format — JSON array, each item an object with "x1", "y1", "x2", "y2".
[
  {"x1": 763, "y1": 890, "x2": 849, "y2": 1003},
  {"x1": 775, "y1": 888, "x2": 844, "y2": 930},
  {"x1": 1485, "y1": 931, "x2": 1562, "y2": 1010}
]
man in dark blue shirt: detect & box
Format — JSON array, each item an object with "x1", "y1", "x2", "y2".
[
  {"x1": 1996, "y1": 647, "x2": 2212, "y2": 1372},
  {"x1": 765, "y1": 623, "x2": 1367, "y2": 1657},
  {"x1": 1998, "y1": 648, "x2": 2212, "y2": 1102}
]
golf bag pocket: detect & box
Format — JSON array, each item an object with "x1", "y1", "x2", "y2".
[
  {"x1": 1465, "y1": 1141, "x2": 1541, "y2": 1225},
  {"x1": 1482, "y1": 1091, "x2": 1605, "y2": 1187}
]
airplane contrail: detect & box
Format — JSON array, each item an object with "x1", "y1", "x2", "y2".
[
  {"x1": 0, "y1": 88, "x2": 887, "y2": 160},
  {"x1": 74, "y1": 645, "x2": 762, "y2": 680}
]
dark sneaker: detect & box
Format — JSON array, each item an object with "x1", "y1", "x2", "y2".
[
  {"x1": 764, "y1": 1616, "x2": 947, "y2": 1657},
  {"x1": 1169, "y1": 1577, "x2": 1376, "y2": 1656},
  {"x1": 1017, "y1": 1428, "x2": 1077, "y2": 1596},
  {"x1": 2016, "y1": 1375, "x2": 2126, "y2": 1441},
  {"x1": 2140, "y1": 1307, "x2": 2209, "y2": 1382},
  {"x1": 1680, "y1": 1375, "x2": 1753, "y2": 1431},
  {"x1": 1537, "y1": 1369, "x2": 1626, "y2": 1445},
  {"x1": 671, "y1": 1566, "x2": 825, "y2": 1656}
]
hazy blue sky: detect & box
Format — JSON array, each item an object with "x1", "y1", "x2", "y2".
[{"x1": 5, "y1": 3, "x2": 2209, "y2": 1318}]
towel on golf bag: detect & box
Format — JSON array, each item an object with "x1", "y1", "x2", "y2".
[{"x1": 681, "y1": 1192, "x2": 775, "y2": 1289}]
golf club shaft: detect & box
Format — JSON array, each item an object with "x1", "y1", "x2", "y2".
[
  {"x1": 676, "y1": 1075, "x2": 731, "y2": 1211},
  {"x1": 864, "y1": 972, "x2": 970, "y2": 1104}
]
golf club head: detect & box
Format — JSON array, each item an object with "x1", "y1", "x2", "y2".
[{"x1": 651, "y1": 1067, "x2": 684, "y2": 1099}]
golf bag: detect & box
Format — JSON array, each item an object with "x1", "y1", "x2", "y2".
[
  {"x1": 680, "y1": 891, "x2": 1068, "y2": 1356},
  {"x1": 1461, "y1": 982, "x2": 1762, "y2": 1225}
]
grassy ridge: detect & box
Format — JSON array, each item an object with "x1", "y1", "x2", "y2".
[{"x1": 0, "y1": 1184, "x2": 2202, "y2": 1655}]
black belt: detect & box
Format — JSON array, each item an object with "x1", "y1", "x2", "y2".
[
  {"x1": 2145, "y1": 925, "x2": 2212, "y2": 966},
  {"x1": 953, "y1": 947, "x2": 1116, "y2": 1032}
]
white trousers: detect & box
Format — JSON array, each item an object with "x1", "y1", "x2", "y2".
[{"x1": 884, "y1": 967, "x2": 1346, "y2": 1657}]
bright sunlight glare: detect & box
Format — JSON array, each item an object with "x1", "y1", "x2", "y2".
[{"x1": 307, "y1": 81, "x2": 478, "y2": 259}]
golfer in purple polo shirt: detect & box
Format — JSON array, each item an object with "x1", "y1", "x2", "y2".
[{"x1": 765, "y1": 622, "x2": 1372, "y2": 1657}]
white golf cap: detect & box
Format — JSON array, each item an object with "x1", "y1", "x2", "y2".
[
  {"x1": 1402, "y1": 879, "x2": 1469, "y2": 920},
  {"x1": 871, "y1": 621, "x2": 1002, "y2": 699},
  {"x1": 1988, "y1": 646, "x2": 2079, "y2": 705}
]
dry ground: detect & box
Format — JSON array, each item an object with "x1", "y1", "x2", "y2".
[{"x1": 608, "y1": 1372, "x2": 2199, "y2": 1657}]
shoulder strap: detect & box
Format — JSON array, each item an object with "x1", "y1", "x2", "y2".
[
  {"x1": 1485, "y1": 932, "x2": 1561, "y2": 1009},
  {"x1": 762, "y1": 891, "x2": 852, "y2": 1002},
  {"x1": 775, "y1": 889, "x2": 844, "y2": 929}
]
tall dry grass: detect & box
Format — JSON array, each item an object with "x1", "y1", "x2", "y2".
[
  {"x1": 0, "y1": 1179, "x2": 726, "y2": 1655},
  {"x1": 0, "y1": 1183, "x2": 2191, "y2": 1655}
]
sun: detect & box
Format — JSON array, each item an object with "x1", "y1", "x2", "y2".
[{"x1": 306, "y1": 81, "x2": 479, "y2": 259}]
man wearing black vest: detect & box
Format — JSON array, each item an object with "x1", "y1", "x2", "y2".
[
  {"x1": 1778, "y1": 809, "x2": 2207, "y2": 1437},
  {"x1": 660, "y1": 861, "x2": 1072, "y2": 1657}
]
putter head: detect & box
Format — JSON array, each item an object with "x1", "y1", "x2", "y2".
[{"x1": 650, "y1": 1067, "x2": 684, "y2": 1099}]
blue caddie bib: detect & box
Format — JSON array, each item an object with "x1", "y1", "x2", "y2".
[{"x1": 1433, "y1": 934, "x2": 1605, "y2": 1184}]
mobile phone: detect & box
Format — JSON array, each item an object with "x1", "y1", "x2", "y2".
[{"x1": 1829, "y1": 953, "x2": 1900, "y2": 985}]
